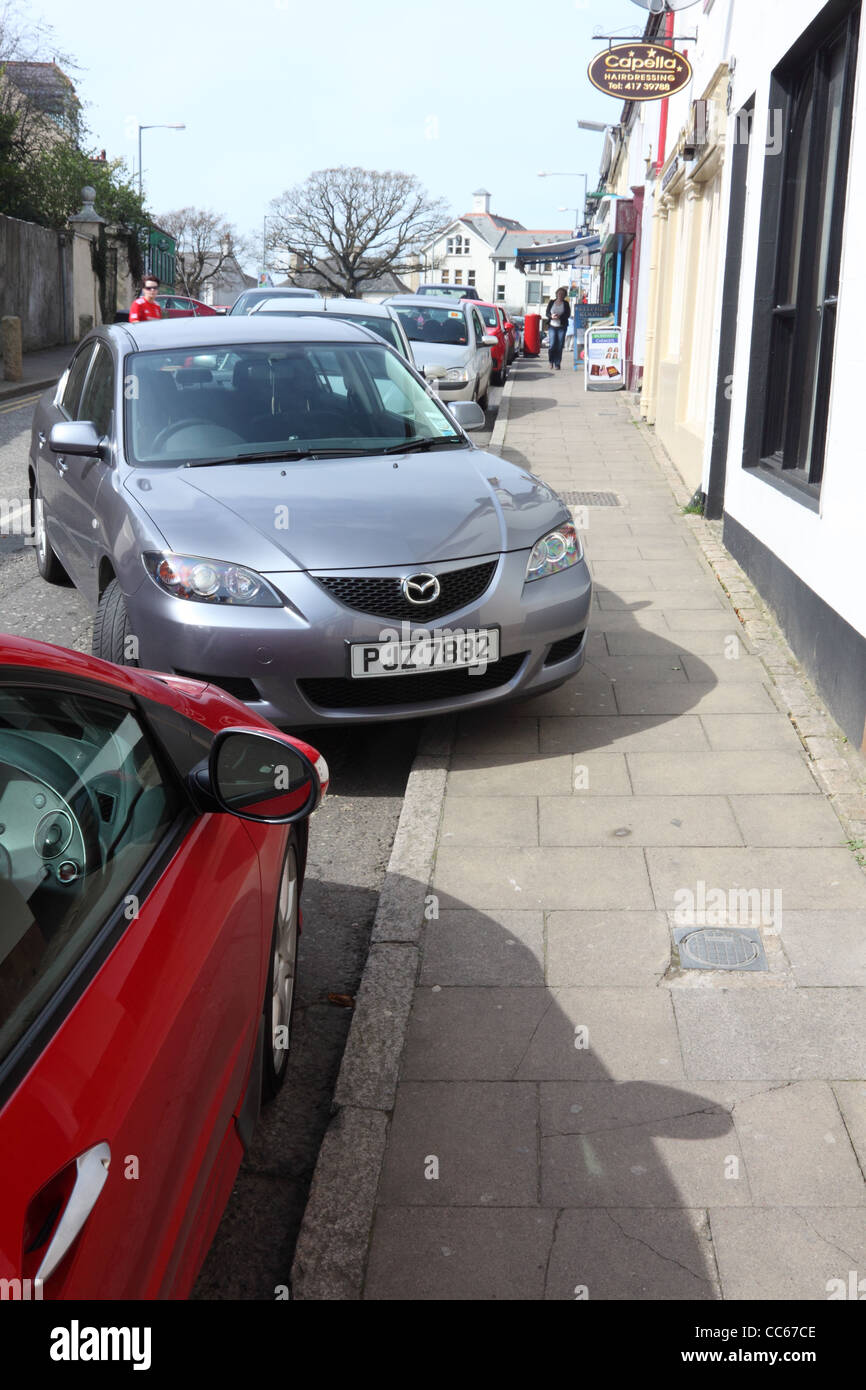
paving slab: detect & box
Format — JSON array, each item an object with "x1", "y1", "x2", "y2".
[
  {"x1": 544, "y1": 910, "x2": 672, "y2": 984},
  {"x1": 627, "y1": 750, "x2": 819, "y2": 796},
  {"x1": 730, "y1": 1081, "x2": 866, "y2": 1206},
  {"x1": 433, "y1": 845, "x2": 654, "y2": 910},
  {"x1": 780, "y1": 911, "x2": 866, "y2": 986},
  {"x1": 673, "y1": 990, "x2": 866, "y2": 1079},
  {"x1": 646, "y1": 846, "x2": 866, "y2": 913},
  {"x1": 539, "y1": 795, "x2": 742, "y2": 847},
  {"x1": 545, "y1": 1208, "x2": 719, "y2": 1300},
  {"x1": 364, "y1": 1208, "x2": 557, "y2": 1300},
  {"x1": 376, "y1": 1081, "x2": 538, "y2": 1206},
  {"x1": 709, "y1": 1208, "x2": 866, "y2": 1300},
  {"x1": 420, "y1": 908, "x2": 545, "y2": 986}
]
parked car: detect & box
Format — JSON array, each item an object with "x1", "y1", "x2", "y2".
[
  {"x1": 503, "y1": 314, "x2": 520, "y2": 364},
  {"x1": 0, "y1": 631, "x2": 328, "y2": 1298},
  {"x1": 413, "y1": 284, "x2": 482, "y2": 301},
  {"x1": 387, "y1": 295, "x2": 496, "y2": 408},
  {"x1": 230, "y1": 287, "x2": 323, "y2": 315},
  {"x1": 155, "y1": 295, "x2": 220, "y2": 319},
  {"x1": 474, "y1": 302, "x2": 511, "y2": 386},
  {"x1": 249, "y1": 296, "x2": 415, "y2": 364},
  {"x1": 29, "y1": 316, "x2": 592, "y2": 728}
]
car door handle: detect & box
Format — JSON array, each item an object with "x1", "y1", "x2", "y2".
[
  {"x1": 38, "y1": 431, "x2": 46, "y2": 447},
  {"x1": 56, "y1": 456, "x2": 68, "y2": 474},
  {"x1": 34, "y1": 1141, "x2": 111, "y2": 1286}
]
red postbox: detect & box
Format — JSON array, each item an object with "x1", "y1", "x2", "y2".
[{"x1": 523, "y1": 312, "x2": 541, "y2": 357}]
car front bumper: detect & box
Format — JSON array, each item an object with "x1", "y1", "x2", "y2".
[{"x1": 128, "y1": 550, "x2": 592, "y2": 729}]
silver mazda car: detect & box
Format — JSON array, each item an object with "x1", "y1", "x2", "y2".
[{"x1": 28, "y1": 317, "x2": 591, "y2": 727}]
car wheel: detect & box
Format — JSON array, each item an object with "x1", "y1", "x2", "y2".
[
  {"x1": 92, "y1": 579, "x2": 138, "y2": 665},
  {"x1": 477, "y1": 383, "x2": 489, "y2": 411},
  {"x1": 262, "y1": 838, "x2": 299, "y2": 1102},
  {"x1": 32, "y1": 479, "x2": 71, "y2": 585}
]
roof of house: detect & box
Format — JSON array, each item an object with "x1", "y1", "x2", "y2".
[{"x1": 3, "y1": 61, "x2": 78, "y2": 121}]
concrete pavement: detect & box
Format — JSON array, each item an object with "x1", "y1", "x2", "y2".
[
  {"x1": 293, "y1": 355, "x2": 866, "y2": 1301},
  {"x1": 0, "y1": 344, "x2": 70, "y2": 403}
]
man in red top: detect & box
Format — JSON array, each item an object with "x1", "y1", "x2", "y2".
[{"x1": 128, "y1": 275, "x2": 164, "y2": 322}]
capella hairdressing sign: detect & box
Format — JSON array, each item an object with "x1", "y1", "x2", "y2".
[{"x1": 587, "y1": 43, "x2": 693, "y2": 101}]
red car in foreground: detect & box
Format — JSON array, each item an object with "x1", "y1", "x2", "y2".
[
  {"x1": 472, "y1": 301, "x2": 512, "y2": 386},
  {"x1": 0, "y1": 635, "x2": 327, "y2": 1299}
]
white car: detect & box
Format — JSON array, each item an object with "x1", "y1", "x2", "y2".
[
  {"x1": 387, "y1": 296, "x2": 497, "y2": 410},
  {"x1": 249, "y1": 296, "x2": 414, "y2": 365}
]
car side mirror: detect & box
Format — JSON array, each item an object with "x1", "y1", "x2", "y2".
[
  {"x1": 203, "y1": 728, "x2": 325, "y2": 823},
  {"x1": 49, "y1": 421, "x2": 108, "y2": 458},
  {"x1": 480, "y1": 335, "x2": 498, "y2": 347},
  {"x1": 447, "y1": 400, "x2": 486, "y2": 431}
]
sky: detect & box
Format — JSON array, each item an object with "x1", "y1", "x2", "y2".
[{"x1": 36, "y1": 0, "x2": 662, "y2": 269}]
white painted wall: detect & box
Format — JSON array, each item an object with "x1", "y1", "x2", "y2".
[{"x1": 720, "y1": 0, "x2": 866, "y2": 640}]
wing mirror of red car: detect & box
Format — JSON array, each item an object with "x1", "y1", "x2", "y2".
[{"x1": 194, "y1": 728, "x2": 325, "y2": 823}]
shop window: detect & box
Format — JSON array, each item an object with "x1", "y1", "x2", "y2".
[{"x1": 744, "y1": 0, "x2": 860, "y2": 501}]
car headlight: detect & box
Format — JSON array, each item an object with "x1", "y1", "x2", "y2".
[
  {"x1": 144, "y1": 553, "x2": 283, "y2": 606},
  {"x1": 525, "y1": 523, "x2": 583, "y2": 581},
  {"x1": 443, "y1": 368, "x2": 469, "y2": 382}
]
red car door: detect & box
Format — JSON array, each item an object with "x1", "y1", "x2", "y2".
[{"x1": 0, "y1": 675, "x2": 270, "y2": 1299}]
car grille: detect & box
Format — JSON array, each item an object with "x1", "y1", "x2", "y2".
[
  {"x1": 313, "y1": 561, "x2": 497, "y2": 621},
  {"x1": 298, "y1": 651, "x2": 527, "y2": 710}
]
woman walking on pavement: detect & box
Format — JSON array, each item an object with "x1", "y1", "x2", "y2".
[{"x1": 545, "y1": 287, "x2": 571, "y2": 370}]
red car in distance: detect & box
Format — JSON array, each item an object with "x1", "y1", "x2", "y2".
[
  {"x1": 471, "y1": 301, "x2": 512, "y2": 386},
  {"x1": 0, "y1": 634, "x2": 328, "y2": 1299},
  {"x1": 154, "y1": 295, "x2": 220, "y2": 318}
]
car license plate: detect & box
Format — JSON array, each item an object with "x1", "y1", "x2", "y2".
[{"x1": 350, "y1": 629, "x2": 499, "y2": 678}]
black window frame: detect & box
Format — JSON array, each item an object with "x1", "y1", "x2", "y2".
[
  {"x1": 58, "y1": 341, "x2": 97, "y2": 421},
  {"x1": 77, "y1": 340, "x2": 116, "y2": 438},
  {"x1": 742, "y1": 0, "x2": 861, "y2": 507}
]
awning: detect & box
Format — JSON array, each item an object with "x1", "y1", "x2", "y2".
[{"x1": 515, "y1": 234, "x2": 601, "y2": 273}]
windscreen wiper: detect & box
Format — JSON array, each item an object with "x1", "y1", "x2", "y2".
[
  {"x1": 380, "y1": 436, "x2": 464, "y2": 455},
  {"x1": 185, "y1": 448, "x2": 348, "y2": 468}
]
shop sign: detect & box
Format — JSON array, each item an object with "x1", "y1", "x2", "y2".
[
  {"x1": 585, "y1": 325, "x2": 624, "y2": 392},
  {"x1": 587, "y1": 43, "x2": 693, "y2": 101}
]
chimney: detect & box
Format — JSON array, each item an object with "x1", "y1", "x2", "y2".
[{"x1": 472, "y1": 188, "x2": 491, "y2": 214}]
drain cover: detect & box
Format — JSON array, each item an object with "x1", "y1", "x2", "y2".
[
  {"x1": 560, "y1": 490, "x2": 620, "y2": 506},
  {"x1": 673, "y1": 926, "x2": 768, "y2": 972}
]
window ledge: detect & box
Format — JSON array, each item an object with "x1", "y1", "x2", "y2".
[{"x1": 745, "y1": 460, "x2": 821, "y2": 513}]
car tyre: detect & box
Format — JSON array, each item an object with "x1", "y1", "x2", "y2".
[
  {"x1": 477, "y1": 381, "x2": 490, "y2": 412},
  {"x1": 262, "y1": 838, "x2": 300, "y2": 1102},
  {"x1": 32, "y1": 479, "x2": 71, "y2": 585},
  {"x1": 92, "y1": 579, "x2": 138, "y2": 665}
]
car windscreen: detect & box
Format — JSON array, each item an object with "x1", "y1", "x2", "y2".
[
  {"x1": 123, "y1": 342, "x2": 464, "y2": 465},
  {"x1": 391, "y1": 306, "x2": 469, "y2": 346},
  {"x1": 254, "y1": 309, "x2": 405, "y2": 355},
  {"x1": 230, "y1": 290, "x2": 320, "y2": 314},
  {"x1": 418, "y1": 286, "x2": 466, "y2": 299}
]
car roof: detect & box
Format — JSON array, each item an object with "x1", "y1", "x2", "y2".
[
  {"x1": 387, "y1": 295, "x2": 472, "y2": 311},
  {"x1": 108, "y1": 315, "x2": 383, "y2": 350},
  {"x1": 253, "y1": 297, "x2": 393, "y2": 317}
]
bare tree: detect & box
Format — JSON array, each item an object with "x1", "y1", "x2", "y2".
[
  {"x1": 159, "y1": 206, "x2": 252, "y2": 298},
  {"x1": 267, "y1": 167, "x2": 449, "y2": 296}
]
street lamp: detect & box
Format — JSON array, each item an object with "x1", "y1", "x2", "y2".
[
  {"x1": 137, "y1": 123, "x2": 185, "y2": 198},
  {"x1": 577, "y1": 119, "x2": 610, "y2": 133}
]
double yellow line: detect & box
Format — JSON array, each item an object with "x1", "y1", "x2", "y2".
[{"x1": 0, "y1": 393, "x2": 40, "y2": 414}]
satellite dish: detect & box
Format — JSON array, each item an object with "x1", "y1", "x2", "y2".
[{"x1": 629, "y1": 0, "x2": 701, "y2": 11}]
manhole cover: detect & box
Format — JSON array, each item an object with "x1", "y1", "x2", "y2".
[
  {"x1": 560, "y1": 490, "x2": 620, "y2": 506},
  {"x1": 673, "y1": 926, "x2": 768, "y2": 972}
]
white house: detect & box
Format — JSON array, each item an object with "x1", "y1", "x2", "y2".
[{"x1": 418, "y1": 190, "x2": 572, "y2": 312}]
